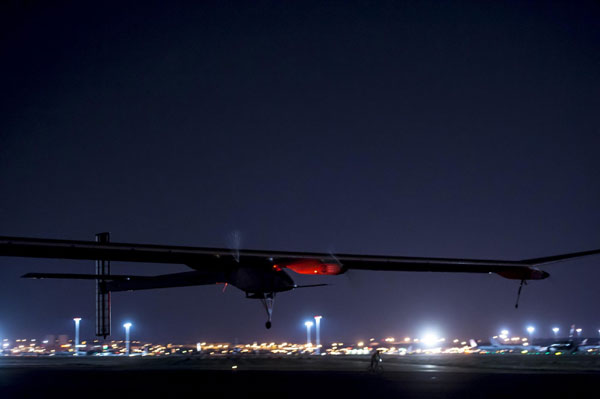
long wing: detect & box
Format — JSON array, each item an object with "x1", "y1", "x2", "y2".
[
  {"x1": 2, "y1": 235, "x2": 599, "y2": 280},
  {"x1": 21, "y1": 271, "x2": 225, "y2": 292}
]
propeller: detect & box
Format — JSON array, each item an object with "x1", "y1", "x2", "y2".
[
  {"x1": 328, "y1": 248, "x2": 359, "y2": 289},
  {"x1": 227, "y1": 230, "x2": 242, "y2": 263},
  {"x1": 327, "y1": 249, "x2": 343, "y2": 271},
  {"x1": 294, "y1": 283, "x2": 330, "y2": 289}
]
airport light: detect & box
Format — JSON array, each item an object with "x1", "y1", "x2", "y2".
[
  {"x1": 123, "y1": 322, "x2": 132, "y2": 355},
  {"x1": 421, "y1": 333, "x2": 438, "y2": 347},
  {"x1": 526, "y1": 326, "x2": 534, "y2": 342},
  {"x1": 576, "y1": 328, "x2": 582, "y2": 338},
  {"x1": 552, "y1": 327, "x2": 559, "y2": 339},
  {"x1": 499, "y1": 329, "x2": 509, "y2": 340},
  {"x1": 304, "y1": 321, "x2": 313, "y2": 348},
  {"x1": 73, "y1": 318, "x2": 81, "y2": 356},
  {"x1": 314, "y1": 316, "x2": 322, "y2": 354}
]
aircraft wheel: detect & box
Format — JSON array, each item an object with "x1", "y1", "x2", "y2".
[{"x1": 265, "y1": 321, "x2": 272, "y2": 329}]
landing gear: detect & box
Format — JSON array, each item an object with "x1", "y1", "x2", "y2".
[
  {"x1": 260, "y1": 293, "x2": 275, "y2": 329},
  {"x1": 246, "y1": 291, "x2": 277, "y2": 328},
  {"x1": 514, "y1": 279, "x2": 527, "y2": 309}
]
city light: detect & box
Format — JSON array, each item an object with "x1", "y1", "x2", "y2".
[
  {"x1": 123, "y1": 322, "x2": 132, "y2": 356},
  {"x1": 421, "y1": 333, "x2": 438, "y2": 347},
  {"x1": 0, "y1": 330, "x2": 598, "y2": 357},
  {"x1": 526, "y1": 326, "x2": 535, "y2": 343},
  {"x1": 304, "y1": 321, "x2": 313, "y2": 348},
  {"x1": 314, "y1": 316, "x2": 322, "y2": 354},
  {"x1": 73, "y1": 318, "x2": 81, "y2": 356},
  {"x1": 526, "y1": 326, "x2": 534, "y2": 334},
  {"x1": 2, "y1": 316, "x2": 598, "y2": 358}
]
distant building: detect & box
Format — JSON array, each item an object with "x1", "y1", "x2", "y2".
[
  {"x1": 58, "y1": 335, "x2": 69, "y2": 347},
  {"x1": 44, "y1": 335, "x2": 56, "y2": 348}
]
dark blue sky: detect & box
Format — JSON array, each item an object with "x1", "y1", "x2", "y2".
[{"x1": 1, "y1": 1, "x2": 599, "y2": 344}]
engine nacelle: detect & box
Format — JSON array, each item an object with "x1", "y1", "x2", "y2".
[
  {"x1": 275, "y1": 259, "x2": 343, "y2": 275},
  {"x1": 496, "y1": 268, "x2": 549, "y2": 280}
]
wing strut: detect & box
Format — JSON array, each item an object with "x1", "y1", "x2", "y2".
[{"x1": 514, "y1": 279, "x2": 527, "y2": 309}]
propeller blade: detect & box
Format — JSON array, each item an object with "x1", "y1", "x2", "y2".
[
  {"x1": 294, "y1": 283, "x2": 330, "y2": 289},
  {"x1": 227, "y1": 230, "x2": 241, "y2": 262}
]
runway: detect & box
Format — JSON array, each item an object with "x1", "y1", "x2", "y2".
[{"x1": 1, "y1": 355, "x2": 598, "y2": 398}]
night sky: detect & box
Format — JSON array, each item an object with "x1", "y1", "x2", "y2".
[{"x1": 1, "y1": 1, "x2": 599, "y2": 344}]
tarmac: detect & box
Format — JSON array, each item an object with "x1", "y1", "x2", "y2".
[{"x1": 1, "y1": 354, "x2": 598, "y2": 398}]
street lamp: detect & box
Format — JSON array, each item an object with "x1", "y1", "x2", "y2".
[
  {"x1": 123, "y1": 322, "x2": 132, "y2": 355},
  {"x1": 314, "y1": 316, "x2": 322, "y2": 354},
  {"x1": 73, "y1": 318, "x2": 81, "y2": 356},
  {"x1": 552, "y1": 327, "x2": 559, "y2": 339},
  {"x1": 304, "y1": 321, "x2": 313, "y2": 348},
  {"x1": 421, "y1": 333, "x2": 438, "y2": 347},
  {"x1": 526, "y1": 326, "x2": 535, "y2": 343}
]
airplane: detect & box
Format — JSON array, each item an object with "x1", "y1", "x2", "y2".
[
  {"x1": 543, "y1": 338, "x2": 600, "y2": 354},
  {"x1": 1, "y1": 233, "x2": 599, "y2": 337},
  {"x1": 470, "y1": 337, "x2": 542, "y2": 353},
  {"x1": 571, "y1": 338, "x2": 600, "y2": 353}
]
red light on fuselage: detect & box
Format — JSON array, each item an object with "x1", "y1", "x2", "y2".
[
  {"x1": 281, "y1": 259, "x2": 342, "y2": 275},
  {"x1": 496, "y1": 268, "x2": 549, "y2": 281}
]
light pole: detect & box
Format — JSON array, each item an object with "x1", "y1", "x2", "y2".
[
  {"x1": 314, "y1": 316, "x2": 322, "y2": 354},
  {"x1": 73, "y1": 318, "x2": 81, "y2": 356},
  {"x1": 123, "y1": 323, "x2": 132, "y2": 355},
  {"x1": 552, "y1": 327, "x2": 559, "y2": 340},
  {"x1": 526, "y1": 326, "x2": 535, "y2": 344},
  {"x1": 576, "y1": 328, "x2": 582, "y2": 338},
  {"x1": 304, "y1": 321, "x2": 313, "y2": 349}
]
